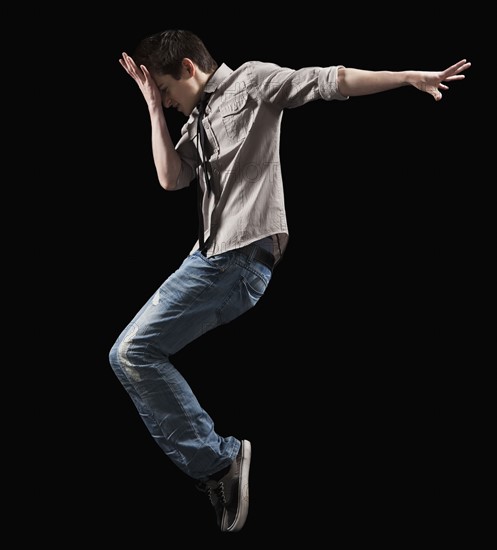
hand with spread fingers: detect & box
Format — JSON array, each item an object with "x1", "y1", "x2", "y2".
[{"x1": 413, "y1": 58, "x2": 471, "y2": 101}]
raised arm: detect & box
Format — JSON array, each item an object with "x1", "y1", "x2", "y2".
[
  {"x1": 337, "y1": 58, "x2": 471, "y2": 101},
  {"x1": 119, "y1": 52, "x2": 181, "y2": 189}
]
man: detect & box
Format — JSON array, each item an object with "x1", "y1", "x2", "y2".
[{"x1": 111, "y1": 29, "x2": 470, "y2": 532}]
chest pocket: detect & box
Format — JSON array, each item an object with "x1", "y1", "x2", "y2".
[{"x1": 220, "y1": 91, "x2": 252, "y2": 143}]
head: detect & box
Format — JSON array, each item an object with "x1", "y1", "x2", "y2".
[{"x1": 133, "y1": 29, "x2": 218, "y2": 116}]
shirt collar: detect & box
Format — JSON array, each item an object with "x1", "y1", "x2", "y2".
[{"x1": 204, "y1": 63, "x2": 233, "y2": 94}]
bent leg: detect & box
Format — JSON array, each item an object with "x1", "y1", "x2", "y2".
[{"x1": 108, "y1": 250, "x2": 272, "y2": 479}]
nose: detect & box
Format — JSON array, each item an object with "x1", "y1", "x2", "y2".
[{"x1": 163, "y1": 96, "x2": 173, "y2": 108}]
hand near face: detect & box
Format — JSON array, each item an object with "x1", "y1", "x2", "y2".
[{"x1": 119, "y1": 52, "x2": 163, "y2": 108}]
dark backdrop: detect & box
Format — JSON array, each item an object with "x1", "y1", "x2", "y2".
[{"x1": 24, "y1": 8, "x2": 484, "y2": 547}]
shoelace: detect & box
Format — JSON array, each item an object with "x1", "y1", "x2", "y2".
[
  {"x1": 195, "y1": 480, "x2": 227, "y2": 506},
  {"x1": 211, "y1": 483, "x2": 227, "y2": 506}
]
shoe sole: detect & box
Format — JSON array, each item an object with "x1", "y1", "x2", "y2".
[{"x1": 226, "y1": 439, "x2": 251, "y2": 532}]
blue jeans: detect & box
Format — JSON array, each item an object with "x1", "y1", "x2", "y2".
[{"x1": 109, "y1": 246, "x2": 272, "y2": 480}]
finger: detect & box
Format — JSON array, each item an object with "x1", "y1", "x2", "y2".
[
  {"x1": 119, "y1": 58, "x2": 132, "y2": 76},
  {"x1": 123, "y1": 58, "x2": 144, "y2": 81},
  {"x1": 141, "y1": 64, "x2": 151, "y2": 78},
  {"x1": 122, "y1": 52, "x2": 139, "y2": 70},
  {"x1": 449, "y1": 59, "x2": 468, "y2": 72},
  {"x1": 444, "y1": 60, "x2": 471, "y2": 79},
  {"x1": 458, "y1": 61, "x2": 471, "y2": 71}
]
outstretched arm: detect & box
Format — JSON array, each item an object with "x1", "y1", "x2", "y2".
[
  {"x1": 337, "y1": 59, "x2": 471, "y2": 101},
  {"x1": 119, "y1": 52, "x2": 181, "y2": 189}
]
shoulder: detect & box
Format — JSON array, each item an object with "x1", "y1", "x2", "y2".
[
  {"x1": 228, "y1": 60, "x2": 286, "y2": 90},
  {"x1": 236, "y1": 60, "x2": 282, "y2": 76}
]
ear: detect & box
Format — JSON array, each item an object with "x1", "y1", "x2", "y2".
[{"x1": 182, "y1": 58, "x2": 196, "y2": 78}]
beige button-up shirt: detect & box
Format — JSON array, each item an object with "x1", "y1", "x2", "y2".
[{"x1": 174, "y1": 61, "x2": 348, "y2": 264}]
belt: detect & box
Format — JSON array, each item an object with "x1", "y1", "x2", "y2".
[{"x1": 238, "y1": 243, "x2": 275, "y2": 271}]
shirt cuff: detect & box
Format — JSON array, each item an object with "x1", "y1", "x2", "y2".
[{"x1": 318, "y1": 66, "x2": 349, "y2": 101}]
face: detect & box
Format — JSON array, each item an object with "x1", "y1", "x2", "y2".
[{"x1": 153, "y1": 61, "x2": 202, "y2": 117}]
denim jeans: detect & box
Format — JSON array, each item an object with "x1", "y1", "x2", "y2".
[{"x1": 109, "y1": 246, "x2": 272, "y2": 480}]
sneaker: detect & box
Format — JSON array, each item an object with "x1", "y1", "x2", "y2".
[{"x1": 197, "y1": 440, "x2": 251, "y2": 532}]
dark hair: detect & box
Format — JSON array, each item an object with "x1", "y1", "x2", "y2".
[{"x1": 133, "y1": 29, "x2": 218, "y2": 79}]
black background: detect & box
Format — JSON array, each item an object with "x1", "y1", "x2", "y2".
[{"x1": 20, "y1": 8, "x2": 487, "y2": 546}]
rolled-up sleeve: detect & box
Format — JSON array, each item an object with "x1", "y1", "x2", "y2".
[
  {"x1": 252, "y1": 62, "x2": 348, "y2": 108},
  {"x1": 318, "y1": 65, "x2": 348, "y2": 101}
]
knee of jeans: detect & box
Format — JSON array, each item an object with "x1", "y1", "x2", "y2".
[
  {"x1": 109, "y1": 333, "x2": 138, "y2": 369},
  {"x1": 109, "y1": 338, "x2": 141, "y2": 384},
  {"x1": 109, "y1": 342, "x2": 119, "y2": 370},
  {"x1": 109, "y1": 340, "x2": 140, "y2": 390},
  {"x1": 109, "y1": 323, "x2": 141, "y2": 369}
]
